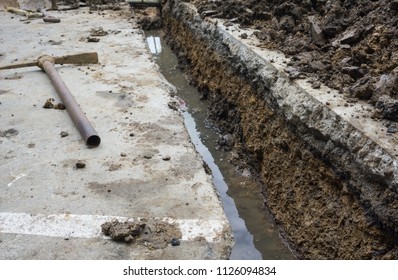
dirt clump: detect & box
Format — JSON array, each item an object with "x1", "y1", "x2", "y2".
[
  {"x1": 42, "y1": 98, "x2": 66, "y2": 110},
  {"x1": 133, "y1": 7, "x2": 162, "y2": 30},
  {"x1": 192, "y1": 0, "x2": 398, "y2": 121},
  {"x1": 90, "y1": 27, "x2": 109, "y2": 36},
  {"x1": 102, "y1": 219, "x2": 146, "y2": 242},
  {"x1": 0, "y1": 128, "x2": 19, "y2": 138},
  {"x1": 101, "y1": 218, "x2": 183, "y2": 249}
]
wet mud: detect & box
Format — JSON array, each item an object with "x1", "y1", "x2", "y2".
[
  {"x1": 161, "y1": 0, "x2": 398, "y2": 259},
  {"x1": 101, "y1": 218, "x2": 182, "y2": 249}
]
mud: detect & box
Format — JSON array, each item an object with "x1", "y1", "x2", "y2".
[
  {"x1": 133, "y1": 6, "x2": 162, "y2": 30},
  {"x1": 101, "y1": 219, "x2": 146, "y2": 242},
  {"x1": 101, "y1": 218, "x2": 182, "y2": 249},
  {"x1": 42, "y1": 98, "x2": 66, "y2": 110},
  {"x1": 162, "y1": 0, "x2": 398, "y2": 259},
  {"x1": 192, "y1": 0, "x2": 398, "y2": 122}
]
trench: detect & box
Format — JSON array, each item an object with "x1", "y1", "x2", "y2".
[
  {"x1": 145, "y1": 31, "x2": 294, "y2": 260},
  {"x1": 134, "y1": 0, "x2": 398, "y2": 259}
]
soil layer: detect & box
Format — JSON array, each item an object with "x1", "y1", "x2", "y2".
[
  {"x1": 193, "y1": 0, "x2": 398, "y2": 123},
  {"x1": 162, "y1": 0, "x2": 398, "y2": 259}
]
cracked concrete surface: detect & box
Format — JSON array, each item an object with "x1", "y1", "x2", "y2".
[{"x1": 0, "y1": 4, "x2": 233, "y2": 259}]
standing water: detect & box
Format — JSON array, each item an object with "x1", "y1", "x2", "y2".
[{"x1": 146, "y1": 31, "x2": 295, "y2": 260}]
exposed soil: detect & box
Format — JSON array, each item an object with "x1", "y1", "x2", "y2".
[
  {"x1": 101, "y1": 218, "x2": 182, "y2": 249},
  {"x1": 191, "y1": 0, "x2": 398, "y2": 122},
  {"x1": 42, "y1": 97, "x2": 66, "y2": 110},
  {"x1": 161, "y1": 0, "x2": 398, "y2": 259}
]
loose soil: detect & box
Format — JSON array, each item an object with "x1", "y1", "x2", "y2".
[
  {"x1": 193, "y1": 0, "x2": 398, "y2": 123},
  {"x1": 101, "y1": 218, "x2": 182, "y2": 249}
]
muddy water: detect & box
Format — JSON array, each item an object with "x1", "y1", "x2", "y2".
[{"x1": 146, "y1": 31, "x2": 294, "y2": 260}]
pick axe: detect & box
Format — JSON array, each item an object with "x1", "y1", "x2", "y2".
[
  {"x1": 38, "y1": 8, "x2": 61, "y2": 23},
  {"x1": 0, "y1": 52, "x2": 101, "y2": 147}
]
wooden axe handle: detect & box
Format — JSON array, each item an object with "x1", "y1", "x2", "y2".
[
  {"x1": 0, "y1": 52, "x2": 99, "y2": 70},
  {"x1": 0, "y1": 61, "x2": 38, "y2": 70}
]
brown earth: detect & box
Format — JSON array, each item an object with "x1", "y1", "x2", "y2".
[
  {"x1": 192, "y1": 0, "x2": 398, "y2": 123},
  {"x1": 101, "y1": 218, "x2": 182, "y2": 249},
  {"x1": 161, "y1": 0, "x2": 398, "y2": 259}
]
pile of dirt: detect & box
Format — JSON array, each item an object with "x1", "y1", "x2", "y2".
[
  {"x1": 133, "y1": 6, "x2": 162, "y2": 30},
  {"x1": 192, "y1": 0, "x2": 398, "y2": 121},
  {"x1": 101, "y1": 218, "x2": 182, "y2": 249}
]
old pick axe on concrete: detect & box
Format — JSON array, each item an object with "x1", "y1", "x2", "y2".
[{"x1": 0, "y1": 52, "x2": 101, "y2": 147}]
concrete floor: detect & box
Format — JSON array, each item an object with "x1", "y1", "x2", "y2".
[{"x1": 0, "y1": 5, "x2": 233, "y2": 259}]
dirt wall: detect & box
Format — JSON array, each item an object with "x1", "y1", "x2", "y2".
[{"x1": 162, "y1": 0, "x2": 398, "y2": 259}]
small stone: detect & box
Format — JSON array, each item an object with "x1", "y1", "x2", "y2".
[
  {"x1": 390, "y1": 1, "x2": 398, "y2": 11},
  {"x1": 54, "y1": 103, "x2": 66, "y2": 110},
  {"x1": 168, "y1": 101, "x2": 179, "y2": 111},
  {"x1": 311, "y1": 81, "x2": 321, "y2": 89},
  {"x1": 375, "y1": 96, "x2": 398, "y2": 120},
  {"x1": 171, "y1": 238, "x2": 180, "y2": 246},
  {"x1": 87, "y1": 37, "x2": 100, "y2": 42},
  {"x1": 60, "y1": 131, "x2": 69, "y2": 137},
  {"x1": 342, "y1": 66, "x2": 363, "y2": 80},
  {"x1": 120, "y1": 152, "x2": 127, "y2": 157},
  {"x1": 43, "y1": 98, "x2": 55, "y2": 109},
  {"x1": 308, "y1": 15, "x2": 325, "y2": 45},
  {"x1": 162, "y1": 155, "x2": 171, "y2": 161},
  {"x1": 339, "y1": 29, "x2": 361, "y2": 45},
  {"x1": 124, "y1": 235, "x2": 134, "y2": 243},
  {"x1": 349, "y1": 76, "x2": 374, "y2": 100},
  {"x1": 76, "y1": 162, "x2": 86, "y2": 169}
]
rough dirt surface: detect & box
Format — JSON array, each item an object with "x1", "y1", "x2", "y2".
[
  {"x1": 191, "y1": 0, "x2": 398, "y2": 122},
  {"x1": 102, "y1": 219, "x2": 146, "y2": 242},
  {"x1": 162, "y1": 0, "x2": 398, "y2": 259},
  {"x1": 133, "y1": 6, "x2": 162, "y2": 30},
  {"x1": 102, "y1": 219, "x2": 182, "y2": 249}
]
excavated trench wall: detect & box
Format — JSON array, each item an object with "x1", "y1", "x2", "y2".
[{"x1": 162, "y1": 0, "x2": 398, "y2": 259}]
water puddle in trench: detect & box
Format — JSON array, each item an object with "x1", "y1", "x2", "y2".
[{"x1": 146, "y1": 31, "x2": 294, "y2": 260}]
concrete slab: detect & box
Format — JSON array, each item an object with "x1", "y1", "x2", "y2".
[{"x1": 0, "y1": 5, "x2": 233, "y2": 259}]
